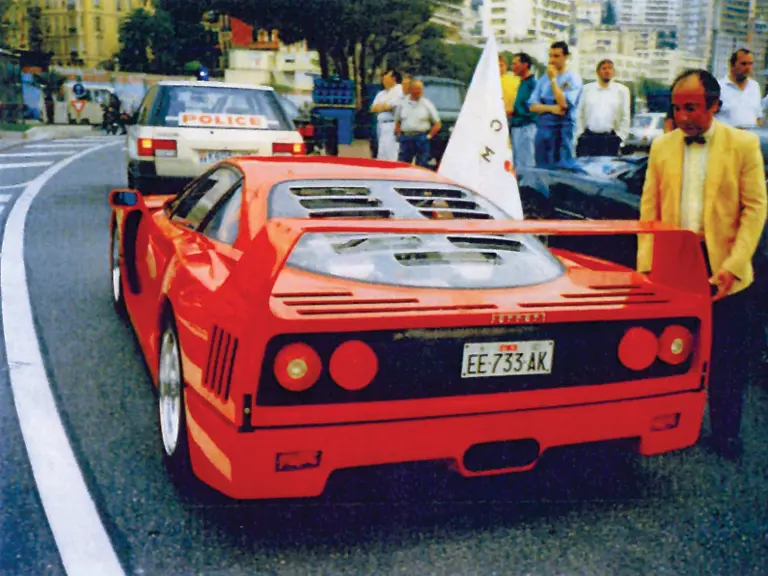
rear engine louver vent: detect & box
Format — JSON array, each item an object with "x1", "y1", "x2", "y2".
[
  {"x1": 394, "y1": 187, "x2": 492, "y2": 220},
  {"x1": 289, "y1": 186, "x2": 393, "y2": 219},
  {"x1": 203, "y1": 325, "x2": 239, "y2": 401}
]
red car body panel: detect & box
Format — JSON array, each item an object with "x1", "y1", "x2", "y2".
[{"x1": 109, "y1": 156, "x2": 713, "y2": 500}]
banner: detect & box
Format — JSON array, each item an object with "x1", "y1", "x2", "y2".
[{"x1": 437, "y1": 35, "x2": 523, "y2": 220}]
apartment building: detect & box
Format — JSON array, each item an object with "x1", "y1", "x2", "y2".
[
  {"x1": 483, "y1": 0, "x2": 572, "y2": 43},
  {"x1": 616, "y1": 0, "x2": 680, "y2": 32},
  {"x1": 3, "y1": 0, "x2": 151, "y2": 68},
  {"x1": 432, "y1": 0, "x2": 478, "y2": 43},
  {"x1": 575, "y1": 0, "x2": 603, "y2": 28},
  {"x1": 578, "y1": 27, "x2": 707, "y2": 84},
  {"x1": 678, "y1": 0, "x2": 768, "y2": 82}
]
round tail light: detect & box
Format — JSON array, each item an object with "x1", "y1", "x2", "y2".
[
  {"x1": 329, "y1": 340, "x2": 378, "y2": 391},
  {"x1": 274, "y1": 343, "x2": 322, "y2": 392},
  {"x1": 658, "y1": 325, "x2": 694, "y2": 365},
  {"x1": 618, "y1": 327, "x2": 658, "y2": 371}
]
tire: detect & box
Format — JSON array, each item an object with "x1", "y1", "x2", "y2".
[
  {"x1": 158, "y1": 313, "x2": 193, "y2": 484},
  {"x1": 110, "y1": 222, "x2": 127, "y2": 318}
]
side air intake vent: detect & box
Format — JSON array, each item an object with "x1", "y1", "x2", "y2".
[{"x1": 203, "y1": 325, "x2": 239, "y2": 401}]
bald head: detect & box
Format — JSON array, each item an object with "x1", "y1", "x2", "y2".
[{"x1": 410, "y1": 79, "x2": 424, "y2": 100}]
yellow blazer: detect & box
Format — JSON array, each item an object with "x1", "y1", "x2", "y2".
[{"x1": 638, "y1": 120, "x2": 767, "y2": 295}]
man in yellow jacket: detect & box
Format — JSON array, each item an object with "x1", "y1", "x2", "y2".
[{"x1": 638, "y1": 69, "x2": 767, "y2": 461}]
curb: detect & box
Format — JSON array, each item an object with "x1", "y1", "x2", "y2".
[{"x1": 0, "y1": 125, "x2": 98, "y2": 152}]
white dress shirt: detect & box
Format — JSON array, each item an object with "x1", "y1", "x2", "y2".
[
  {"x1": 576, "y1": 80, "x2": 631, "y2": 142},
  {"x1": 680, "y1": 123, "x2": 716, "y2": 234},
  {"x1": 717, "y1": 77, "x2": 762, "y2": 128},
  {"x1": 371, "y1": 85, "x2": 403, "y2": 123}
]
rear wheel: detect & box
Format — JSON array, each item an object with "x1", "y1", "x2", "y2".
[{"x1": 158, "y1": 314, "x2": 193, "y2": 483}]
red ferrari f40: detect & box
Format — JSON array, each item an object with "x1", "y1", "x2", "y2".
[{"x1": 108, "y1": 156, "x2": 712, "y2": 499}]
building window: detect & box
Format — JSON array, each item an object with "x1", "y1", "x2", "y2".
[
  {"x1": 94, "y1": 15, "x2": 101, "y2": 32},
  {"x1": 115, "y1": 0, "x2": 121, "y2": 9}
]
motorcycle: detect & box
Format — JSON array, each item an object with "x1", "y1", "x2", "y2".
[{"x1": 101, "y1": 105, "x2": 122, "y2": 135}]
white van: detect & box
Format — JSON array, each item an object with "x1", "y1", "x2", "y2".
[{"x1": 64, "y1": 81, "x2": 115, "y2": 125}]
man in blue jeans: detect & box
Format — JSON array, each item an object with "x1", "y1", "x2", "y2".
[
  {"x1": 395, "y1": 80, "x2": 442, "y2": 167},
  {"x1": 528, "y1": 41, "x2": 583, "y2": 168}
]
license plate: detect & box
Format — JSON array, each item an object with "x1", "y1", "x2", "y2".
[
  {"x1": 199, "y1": 150, "x2": 233, "y2": 164},
  {"x1": 461, "y1": 340, "x2": 554, "y2": 378}
]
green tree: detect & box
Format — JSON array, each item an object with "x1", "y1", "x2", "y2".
[
  {"x1": 27, "y1": 7, "x2": 44, "y2": 53},
  {"x1": 116, "y1": 8, "x2": 156, "y2": 72}
]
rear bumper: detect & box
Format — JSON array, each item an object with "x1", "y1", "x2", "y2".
[
  {"x1": 185, "y1": 389, "x2": 706, "y2": 500},
  {"x1": 128, "y1": 160, "x2": 191, "y2": 194}
]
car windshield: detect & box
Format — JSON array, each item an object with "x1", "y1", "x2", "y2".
[
  {"x1": 422, "y1": 83, "x2": 464, "y2": 111},
  {"x1": 269, "y1": 179, "x2": 565, "y2": 289},
  {"x1": 278, "y1": 96, "x2": 301, "y2": 120},
  {"x1": 152, "y1": 85, "x2": 292, "y2": 130}
]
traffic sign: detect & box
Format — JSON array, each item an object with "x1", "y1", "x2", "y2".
[
  {"x1": 71, "y1": 100, "x2": 86, "y2": 114},
  {"x1": 73, "y1": 82, "x2": 86, "y2": 98}
]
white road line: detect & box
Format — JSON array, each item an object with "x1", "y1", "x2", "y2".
[
  {"x1": 1, "y1": 141, "x2": 126, "y2": 576},
  {"x1": 0, "y1": 152, "x2": 73, "y2": 157},
  {"x1": 0, "y1": 193, "x2": 12, "y2": 202},
  {"x1": 0, "y1": 183, "x2": 30, "y2": 190},
  {"x1": 24, "y1": 143, "x2": 96, "y2": 149},
  {"x1": 0, "y1": 162, "x2": 54, "y2": 169}
]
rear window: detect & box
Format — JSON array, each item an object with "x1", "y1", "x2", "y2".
[
  {"x1": 268, "y1": 179, "x2": 565, "y2": 289},
  {"x1": 151, "y1": 85, "x2": 292, "y2": 130}
]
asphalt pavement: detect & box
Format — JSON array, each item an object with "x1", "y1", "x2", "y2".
[{"x1": 1, "y1": 139, "x2": 767, "y2": 575}]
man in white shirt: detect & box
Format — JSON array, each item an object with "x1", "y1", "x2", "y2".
[
  {"x1": 575, "y1": 59, "x2": 630, "y2": 156},
  {"x1": 395, "y1": 80, "x2": 441, "y2": 168},
  {"x1": 370, "y1": 69, "x2": 404, "y2": 161},
  {"x1": 718, "y1": 48, "x2": 763, "y2": 129}
]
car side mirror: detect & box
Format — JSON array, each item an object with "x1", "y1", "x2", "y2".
[{"x1": 109, "y1": 189, "x2": 141, "y2": 208}]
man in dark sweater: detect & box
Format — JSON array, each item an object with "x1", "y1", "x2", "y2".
[{"x1": 509, "y1": 52, "x2": 537, "y2": 169}]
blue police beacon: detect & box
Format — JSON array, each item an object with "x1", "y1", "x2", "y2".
[{"x1": 197, "y1": 66, "x2": 209, "y2": 81}]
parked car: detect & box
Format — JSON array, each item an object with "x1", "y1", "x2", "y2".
[
  {"x1": 108, "y1": 155, "x2": 713, "y2": 500},
  {"x1": 623, "y1": 112, "x2": 666, "y2": 153}
]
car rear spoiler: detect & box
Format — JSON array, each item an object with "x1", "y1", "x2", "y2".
[{"x1": 232, "y1": 218, "x2": 711, "y2": 300}]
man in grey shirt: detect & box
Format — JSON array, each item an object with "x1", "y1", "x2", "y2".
[{"x1": 395, "y1": 80, "x2": 441, "y2": 168}]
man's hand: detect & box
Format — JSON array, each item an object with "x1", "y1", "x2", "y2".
[
  {"x1": 551, "y1": 105, "x2": 566, "y2": 116},
  {"x1": 547, "y1": 65, "x2": 557, "y2": 80},
  {"x1": 709, "y1": 269, "x2": 736, "y2": 301}
]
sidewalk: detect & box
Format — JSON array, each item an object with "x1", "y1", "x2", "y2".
[{"x1": 0, "y1": 124, "x2": 97, "y2": 152}]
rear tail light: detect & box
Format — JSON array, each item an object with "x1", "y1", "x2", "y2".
[
  {"x1": 618, "y1": 327, "x2": 658, "y2": 371},
  {"x1": 273, "y1": 343, "x2": 321, "y2": 392},
  {"x1": 329, "y1": 340, "x2": 378, "y2": 390},
  {"x1": 657, "y1": 325, "x2": 694, "y2": 365},
  {"x1": 138, "y1": 138, "x2": 177, "y2": 158},
  {"x1": 272, "y1": 142, "x2": 306, "y2": 156}
]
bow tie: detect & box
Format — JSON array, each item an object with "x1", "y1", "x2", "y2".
[{"x1": 684, "y1": 135, "x2": 706, "y2": 145}]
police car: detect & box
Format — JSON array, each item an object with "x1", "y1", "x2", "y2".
[{"x1": 125, "y1": 80, "x2": 305, "y2": 194}]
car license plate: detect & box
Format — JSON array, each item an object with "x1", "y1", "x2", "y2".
[
  {"x1": 461, "y1": 340, "x2": 554, "y2": 378},
  {"x1": 199, "y1": 150, "x2": 233, "y2": 164}
]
